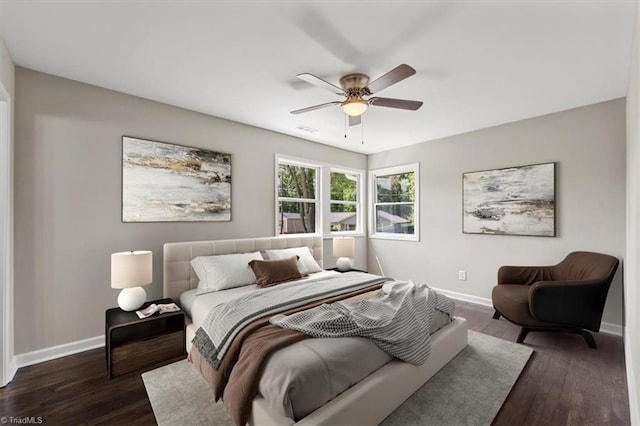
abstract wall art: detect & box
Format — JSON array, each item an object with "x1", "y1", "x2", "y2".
[
  {"x1": 462, "y1": 162, "x2": 555, "y2": 236},
  {"x1": 122, "y1": 136, "x2": 231, "y2": 222}
]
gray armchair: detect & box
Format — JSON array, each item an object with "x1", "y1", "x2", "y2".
[{"x1": 491, "y1": 251, "x2": 619, "y2": 348}]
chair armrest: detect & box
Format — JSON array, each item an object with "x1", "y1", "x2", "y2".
[
  {"x1": 497, "y1": 265, "x2": 553, "y2": 285},
  {"x1": 528, "y1": 280, "x2": 609, "y2": 331}
]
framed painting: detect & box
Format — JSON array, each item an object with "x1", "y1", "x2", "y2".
[
  {"x1": 462, "y1": 162, "x2": 555, "y2": 236},
  {"x1": 122, "y1": 136, "x2": 231, "y2": 222}
]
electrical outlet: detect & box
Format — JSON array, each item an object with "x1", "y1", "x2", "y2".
[{"x1": 458, "y1": 270, "x2": 467, "y2": 281}]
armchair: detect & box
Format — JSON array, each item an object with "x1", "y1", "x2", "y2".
[{"x1": 491, "y1": 251, "x2": 619, "y2": 348}]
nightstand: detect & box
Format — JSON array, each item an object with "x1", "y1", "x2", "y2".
[
  {"x1": 327, "y1": 267, "x2": 368, "y2": 273},
  {"x1": 105, "y1": 298, "x2": 186, "y2": 378}
]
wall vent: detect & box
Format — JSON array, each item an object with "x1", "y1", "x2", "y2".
[{"x1": 295, "y1": 125, "x2": 318, "y2": 133}]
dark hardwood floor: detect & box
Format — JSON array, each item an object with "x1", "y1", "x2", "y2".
[
  {"x1": 0, "y1": 348, "x2": 158, "y2": 425},
  {"x1": 0, "y1": 301, "x2": 629, "y2": 425},
  {"x1": 461, "y1": 301, "x2": 629, "y2": 426}
]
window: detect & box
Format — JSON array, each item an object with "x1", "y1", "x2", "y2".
[
  {"x1": 370, "y1": 163, "x2": 419, "y2": 241},
  {"x1": 275, "y1": 155, "x2": 365, "y2": 237},
  {"x1": 330, "y1": 169, "x2": 363, "y2": 234},
  {"x1": 276, "y1": 158, "x2": 320, "y2": 235}
]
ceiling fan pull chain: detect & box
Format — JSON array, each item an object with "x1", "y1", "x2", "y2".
[
  {"x1": 361, "y1": 116, "x2": 365, "y2": 144},
  {"x1": 344, "y1": 114, "x2": 347, "y2": 138}
]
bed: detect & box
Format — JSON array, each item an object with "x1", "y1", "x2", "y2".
[{"x1": 164, "y1": 235, "x2": 468, "y2": 425}]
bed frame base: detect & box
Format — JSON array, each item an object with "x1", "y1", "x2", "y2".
[{"x1": 249, "y1": 317, "x2": 468, "y2": 426}]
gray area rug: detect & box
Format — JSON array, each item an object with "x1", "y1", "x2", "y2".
[{"x1": 142, "y1": 330, "x2": 533, "y2": 426}]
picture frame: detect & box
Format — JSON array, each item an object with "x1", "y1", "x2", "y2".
[
  {"x1": 122, "y1": 136, "x2": 231, "y2": 222},
  {"x1": 462, "y1": 162, "x2": 555, "y2": 236}
]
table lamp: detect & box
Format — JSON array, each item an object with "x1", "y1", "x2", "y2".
[
  {"x1": 333, "y1": 237, "x2": 355, "y2": 272},
  {"x1": 111, "y1": 250, "x2": 152, "y2": 311}
]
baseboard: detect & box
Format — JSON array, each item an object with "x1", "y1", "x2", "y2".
[
  {"x1": 599, "y1": 322, "x2": 624, "y2": 336},
  {"x1": 15, "y1": 335, "x2": 104, "y2": 368},
  {"x1": 431, "y1": 287, "x2": 493, "y2": 308},
  {"x1": 7, "y1": 355, "x2": 16, "y2": 382},
  {"x1": 432, "y1": 287, "x2": 623, "y2": 337},
  {"x1": 1, "y1": 356, "x2": 17, "y2": 388}
]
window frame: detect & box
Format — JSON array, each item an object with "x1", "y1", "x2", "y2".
[
  {"x1": 369, "y1": 163, "x2": 420, "y2": 241},
  {"x1": 329, "y1": 167, "x2": 365, "y2": 236},
  {"x1": 275, "y1": 155, "x2": 322, "y2": 236}
]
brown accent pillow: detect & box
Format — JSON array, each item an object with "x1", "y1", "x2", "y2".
[{"x1": 248, "y1": 255, "x2": 306, "y2": 287}]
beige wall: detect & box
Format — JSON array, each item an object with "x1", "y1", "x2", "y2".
[
  {"x1": 625, "y1": 2, "x2": 640, "y2": 423},
  {"x1": 13, "y1": 68, "x2": 367, "y2": 354},
  {"x1": 368, "y1": 99, "x2": 626, "y2": 327}
]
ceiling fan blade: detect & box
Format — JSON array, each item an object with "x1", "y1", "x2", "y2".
[
  {"x1": 295, "y1": 5, "x2": 364, "y2": 66},
  {"x1": 291, "y1": 101, "x2": 341, "y2": 115},
  {"x1": 297, "y1": 73, "x2": 344, "y2": 95},
  {"x1": 349, "y1": 115, "x2": 361, "y2": 127},
  {"x1": 366, "y1": 64, "x2": 417, "y2": 94},
  {"x1": 369, "y1": 97, "x2": 423, "y2": 111}
]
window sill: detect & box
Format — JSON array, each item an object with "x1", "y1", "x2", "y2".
[
  {"x1": 369, "y1": 233, "x2": 419, "y2": 242},
  {"x1": 323, "y1": 232, "x2": 366, "y2": 239}
]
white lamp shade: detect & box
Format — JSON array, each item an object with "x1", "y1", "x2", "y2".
[
  {"x1": 111, "y1": 250, "x2": 153, "y2": 289},
  {"x1": 333, "y1": 237, "x2": 355, "y2": 258}
]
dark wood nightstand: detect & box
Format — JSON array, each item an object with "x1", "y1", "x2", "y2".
[
  {"x1": 327, "y1": 267, "x2": 368, "y2": 273},
  {"x1": 105, "y1": 298, "x2": 186, "y2": 378}
]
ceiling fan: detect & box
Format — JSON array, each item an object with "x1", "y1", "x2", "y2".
[{"x1": 291, "y1": 64, "x2": 423, "y2": 126}]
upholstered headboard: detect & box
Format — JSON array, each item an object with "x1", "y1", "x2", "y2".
[{"x1": 163, "y1": 235, "x2": 323, "y2": 301}]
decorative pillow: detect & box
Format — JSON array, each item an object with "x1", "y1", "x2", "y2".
[
  {"x1": 248, "y1": 256, "x2": 305, "y2": 288},
  {"x1": 191, "y1": 251, "x2": 263, "y2": 294},
  {"x1": 264, "y1": 246, "x2": 322, "y2": 275}
]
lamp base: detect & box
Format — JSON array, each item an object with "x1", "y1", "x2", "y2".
[
  {"x1": 336, "y1": 257, "x2": 353, "y2": 272},
  {"x1": 117, "y1": 287, "x2": 146, "y2": 311}
]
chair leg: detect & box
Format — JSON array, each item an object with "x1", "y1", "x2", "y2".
[
  {"x1": 577, "y1": 329, "x2": 597, "y2": 349},
  {"x1": 515, "y1": 327, "x2": 597, "y2": 348},
  {"x1": 517, "y1": 327, "x2": 530, "y2": 343},
  {"x1": 492, "y1": 310, "x2": 501, "y2": 320}
]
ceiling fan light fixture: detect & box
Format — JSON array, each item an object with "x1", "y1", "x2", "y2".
[{"x1": 341, "y1": 99, "x2": 368, "y2": 117}]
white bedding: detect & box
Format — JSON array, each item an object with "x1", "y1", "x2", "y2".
[
  {"x1": 165, "y1": 236, "x2": 466, "y2": 425},
  {"x1": 179, "y1": 270, "x2": 341, "y2": 323},
  {"x1": 182, "y1": 271, "x2": 455, "y2": 421}
]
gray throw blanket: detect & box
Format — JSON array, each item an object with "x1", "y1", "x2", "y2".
[
  {"x1": 270, "y1": 281, "x2": 453, "y2": 365},
  {"x1": 192, "y1": 272, "x2": 388, "y2": 368}
]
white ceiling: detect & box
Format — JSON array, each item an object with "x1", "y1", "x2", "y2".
[{"x1": 0, "y1": 0, "x2": 636, "y2": 154}]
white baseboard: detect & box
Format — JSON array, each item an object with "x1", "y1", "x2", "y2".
[
  {"x1": 15, "y1": 335, "x2": 104, "y2": 368},
  {"x1": 7, "y1": 355, "x2": 16, "y2": 381},
  {"x1": 1, "y1": 356, "x2": 17, "y2": 388},
  {"x1": 432, "y1": 287, "x2": 493, "y2": 308},
  {"x1": 433, "y1": 287, "x2": 623, "y2": 337},
  {"x1": 599, "y1": 322, "x2": 624, "y2": 336}
]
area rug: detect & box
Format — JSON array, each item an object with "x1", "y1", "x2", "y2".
[{"x1": 142, "y1": 330, "x2": 533, "y2": 426}]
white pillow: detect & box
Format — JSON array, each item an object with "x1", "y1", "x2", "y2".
[
  {"x1": 264, "y1": 247, "x2": 322, "y2": 275},
  {"x1": 191, "y1": 251, "x2": 263, "y2": 293}
]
